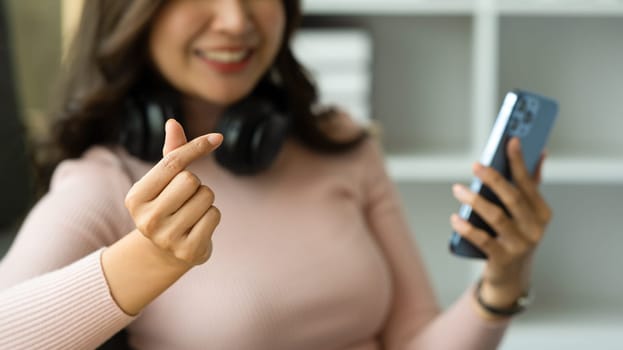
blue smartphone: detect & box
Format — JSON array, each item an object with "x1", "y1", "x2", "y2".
[{"x1": 449, "y1": 89, "x2": 559, "y2": 259}]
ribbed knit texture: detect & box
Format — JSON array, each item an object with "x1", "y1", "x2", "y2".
[
  {"x1": 0, "y1": 249, "x2": 134, "y2": 349},
  {"x1": 0, "y1": 131, "x2": 510, "y2": 350}
]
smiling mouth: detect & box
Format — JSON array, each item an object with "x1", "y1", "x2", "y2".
[{"x1": 194, "y1": 48, "x2": 253, "y2": 63}]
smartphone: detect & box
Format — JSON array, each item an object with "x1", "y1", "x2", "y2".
[{"x1": 449, "y1": 89, "x2": 559, "y2": 259}]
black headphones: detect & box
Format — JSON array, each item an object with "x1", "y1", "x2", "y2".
[{"x1": 120, "y1": 88, "x2": 290, "y2": 175}]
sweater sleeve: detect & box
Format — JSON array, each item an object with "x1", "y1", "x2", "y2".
[
  {"x1": 360, "y1": 139, "x2": 510, "y2": 350},
  {"x1": 0, "y1": 147, "x2": 137, "y2": 349}
]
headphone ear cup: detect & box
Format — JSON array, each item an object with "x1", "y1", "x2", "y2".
[
  {"x1": 249, "y1": 114, "x2": 288, "y2": 169},
  {"x1": 121, "y1": 98, "x2": 147, "y2": 159},
  {"x1": 215, "y1": 113, "x2": 244, "y2": 167},
  {"x1": 214, "y1": 110, "x2": 260, "y2": 174},
  {"x1": 143, "y1": 101, "x2": 167, "y2": 161},
  {"x1": 214, "y1": 97, "x2": 289, "y2": 175},
  {"x1": 121, "y1": 97, "x2": 169, "y2": 162}
]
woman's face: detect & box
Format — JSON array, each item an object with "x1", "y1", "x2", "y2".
[{"x1": 149, "y1": 0, "x2": 285, "y2": 105}]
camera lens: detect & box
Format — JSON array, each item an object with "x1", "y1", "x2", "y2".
[
  {"x1": 516, "y1": 99, "x2": 526, "y2": 112},
  {"x1": 524, "y1": 111, "x2": 533, "y2": 123}
]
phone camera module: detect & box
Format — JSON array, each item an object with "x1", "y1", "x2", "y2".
[{"x1": 516, "y1": 99, "x2": 527, "y2": 112}]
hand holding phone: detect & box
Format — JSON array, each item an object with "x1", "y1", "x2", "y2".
[{"x1": 449, "y1": 89, "x2": 559, "y2": 259}]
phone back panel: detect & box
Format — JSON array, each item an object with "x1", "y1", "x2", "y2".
[{"x1": 450, "y1": 90, "x2": 558, "y2": 259}]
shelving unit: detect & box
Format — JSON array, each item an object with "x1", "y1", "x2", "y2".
[{"x1": 303, "y1": 0, "x2": 623, "y2": 348}]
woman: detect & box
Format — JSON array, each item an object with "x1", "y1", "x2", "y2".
[{"x1": 0, "y1": 0, "x2": 552, "y2": 349}]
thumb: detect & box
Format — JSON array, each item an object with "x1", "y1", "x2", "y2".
[{"x1": 162, "y1": 118, "x2": 188, "y2": 156}]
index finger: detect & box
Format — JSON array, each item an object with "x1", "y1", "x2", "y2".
[
  {"x1": 507, "y1": 137, "x2": 532, "y2": 187},
  {"x1": 129, "y1": 133, "x2": 223, "y2": 202},
  {"x1": 507, "y1": 137, "x2": 542, "y2": 205}
]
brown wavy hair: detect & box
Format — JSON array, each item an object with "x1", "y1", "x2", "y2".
[{"x1": 38, "y1": 0, "x2": 367, "y2": 191}]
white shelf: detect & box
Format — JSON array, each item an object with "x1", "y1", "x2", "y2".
[
  {"x1": 498, "y1": 0, "x2": 623, "y2": 16},
  {"x1": 387, "y1": 155, "x2": 474, "y2": 182},
  {"x1": 304, "y1": 0, "x2": 623, "y2": 16},
  {"x1": 502, "y1": 322, "x2": 623, "y2": 350},
  {"x1": 502, "y1": 306, "x2": 623, "y2": 349},
  {"x1": 387, "y1": 156, "x2": 623, "y2": 184},
  {"x1": 543, "y1": 158, "x2": 623, "y2": 184},
  {"x1": 292, "y1": 29, "x2": 372, "y2": 67},
  {"x1": 303, "y1": 0, "x2": 475, "y2": 15}
]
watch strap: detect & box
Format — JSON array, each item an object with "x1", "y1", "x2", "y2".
[{"x1": 474, "y1": 278, "x2": 532, "y2": 317}]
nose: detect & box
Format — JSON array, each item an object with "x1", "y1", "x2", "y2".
[{"x1": 211, "y1": 0, "x2": 253, "y2": 36}]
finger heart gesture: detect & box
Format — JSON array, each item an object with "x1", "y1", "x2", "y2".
[{"x1": 124, "y1": 119, "x2": 223, "y2": 268}]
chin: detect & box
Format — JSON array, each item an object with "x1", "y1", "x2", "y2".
[{"x1": 197, "y1": 85, "x2": 258, "y2": 106}]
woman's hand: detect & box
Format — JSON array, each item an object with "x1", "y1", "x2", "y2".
[
  {"x1": 124, "y1": 119, "x2": 223, "y2": 269},
  {"x1": 450, "y1": 137, "x2": 552, "y2": 311},
  {"x1": 102, "y1": 120, "x2": 223, "y2": 315}
]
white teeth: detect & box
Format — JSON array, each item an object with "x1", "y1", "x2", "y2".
[{"x1": 200, "y1": 50, "x2": 248, "y2": 63}]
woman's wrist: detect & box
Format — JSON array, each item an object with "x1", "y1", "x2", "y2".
[
  {"x1": 479, "y1": 278, "x2": 524, "y2": 307},
  {"x1": 101, "y1": 229, "x2": 192, "y2": 315},
  {"x1": 473, "y1": 278, "x2": 533, "y2": 319}
]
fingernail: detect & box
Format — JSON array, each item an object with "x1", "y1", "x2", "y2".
[
  {"x1": 452, "y1": 184, "x2": 467, "y2": 197},
  {"x1": 473, "y1": 163, "x2": 484, "y2": 175},
  {"x1": 207, "y1": 133, "x2": 222, "y2": 145},
  {"x1": 450, "y1": 214, "x2": 466, "y2": 228},
  {"x1": 450, "y1": 214, "x2": 459, "y2": 223},
  {"x1": 165, "y1": 118, "x2": 175, "y2": 133}
]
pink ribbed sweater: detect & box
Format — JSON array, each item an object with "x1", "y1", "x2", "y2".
[{"x1": 0, "y1": 136, "x2": 509, "y2": 350}]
